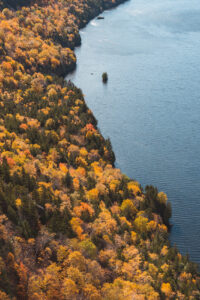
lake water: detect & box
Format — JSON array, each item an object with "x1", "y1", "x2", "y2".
[{"x1": 66, "y1": 0, "x2": 200, "y2": 266}]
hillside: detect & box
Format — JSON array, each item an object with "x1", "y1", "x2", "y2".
[{"x1": 0, "y1": 0, "x2": 199, "y2": 299}]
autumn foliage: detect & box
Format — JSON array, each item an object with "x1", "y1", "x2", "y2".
[{"x1": 0, "y1": 0, "x2": 199, "y2": 299}]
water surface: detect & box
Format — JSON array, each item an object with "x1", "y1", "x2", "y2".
[{"x1": 66, "y1": 0, "x2": 200, "y2": 265}]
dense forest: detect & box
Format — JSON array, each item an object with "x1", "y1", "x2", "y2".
[{"x1": 0, "y1": 0, "x2": 199, "y2": 299}]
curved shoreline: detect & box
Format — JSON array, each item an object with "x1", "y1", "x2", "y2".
[
  {"x1": 65, "y1": 0, "x2": 200, "y2": 267},
  {"x1": 0, "y1": 0, "x2": 199, "y2": 298},
  {"x1": 61, "y1": 0, "x2": 130, "y2": 75}
]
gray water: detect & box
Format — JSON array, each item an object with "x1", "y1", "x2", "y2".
[{"x1": 66, "y1": 0, "x2": 200, "y2": 265}]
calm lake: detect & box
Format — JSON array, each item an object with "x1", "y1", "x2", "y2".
[{"x1": 66, "y1": 0, "x2": 200, "y2": 266}]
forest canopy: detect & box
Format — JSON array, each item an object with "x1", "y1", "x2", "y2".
[{"x1": 0, "y1": 0, "x2": 199, "y2": 299}]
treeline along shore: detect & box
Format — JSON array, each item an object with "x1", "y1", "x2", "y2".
[{"x1": 0, "y1": 0, "x2": 199, "y2": 299}]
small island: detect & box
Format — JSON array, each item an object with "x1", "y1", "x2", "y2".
[{"x1": 102, "y1": 72, "x2": 108, "y2": 83}]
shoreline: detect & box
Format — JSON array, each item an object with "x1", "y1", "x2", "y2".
[
  {"x1": 0, "y1": 0, "x2": 199, "y2": 298},
  {"x1": 61, "y1": 0, "x2": 130, "y2": 76}
]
